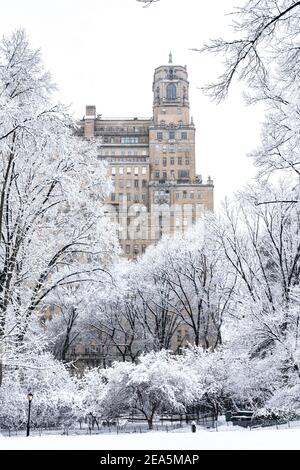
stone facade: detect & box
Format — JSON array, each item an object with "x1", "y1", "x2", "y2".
[{"x1": 79, "y1": 61, "x2": 213, "y2": 258}]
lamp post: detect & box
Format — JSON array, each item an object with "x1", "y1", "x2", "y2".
[{"x1": 26, "y1": 392, "x2": 33, "y2": 437}]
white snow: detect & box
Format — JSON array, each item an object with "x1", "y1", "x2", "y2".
[{"x1": 1, "y1": 426, "x2": 300, "y2": 450}]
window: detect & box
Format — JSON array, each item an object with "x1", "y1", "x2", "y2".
[
  {"x1": 169, "y1": 131, "x2": 175, "y2": 140},
  {"x1": 157, "y1": 132, "x2": 163, "y2": 141},
  {"x1": 111, "y1": 167, "x2": 116, "y2": 175},
  {"x1": 142, "y1": 193, "x2": 146, "y2": 203},
  {"x1": 169, "y1": 144, "x2": 175, "y2": 153},
  {"x1": 178, "y1": 144, "x2": 182, "y2": 151},
  {"x1": 190, "y1": 191, "x2": 194, "y2": 198},
  {"x1": 178, "y1": 157, "x2": 182, "y2": 165},
  {"x1": 121, "y1": 136, "x2": 139, "y2": 144},
  {"x1": 155, "y1": 171, "x2": 160, "y2": 178},
  {"x1": 133, "y1": 245, "x2": 139, "y2": 255},
  {"x1": 134, "y1": 180, "x2": 139, "y2": 188},
  {"x1": 176, "y1": 192, "x2": 180, "y2": 199},
  {"x1": 181, "y1": 132, "x2": 187, "y2": 140},
  {"x1": 119, "y1": 193, "x2": 123, "y2": 202},
  {"x1": 86, "y1": 105, "x2": 95, "y2": 115},
  {"x1": 125, "y1": 245, "x2": 131, "y2": 254},
  {"x1": 162, "y1": 171, "x2": 167, "y2": 179},
  {"x1": 183, "y1": 191, "x2": 187, "y2": 199},
  {"x1": 142, "y1": 166, "x2": 147, "y2": 175},
  {"x1": 178, "y1": 170, "x2": 189, "y2": 178},
  {"x1": 166, "y1": 83, "x2": 176, "y2": 100},
  {"x1": 119, "y1": 180, "x2": 124, "y2": 188},
  {"x1": 185, "y1": 158, "x2": 190, "y2": 165},
  {"x1": 142, "y1": 244, "x2": 146, "y2": 254},
  {"x1": 127, "y1": 193, "x2": 131, "y2": 202},
  {"x1": 134, "y1": 167, "x2": 139, "y2": 175},
  {"x1": 197, "y1": 192, "x2": 202, "y2": 200},
  {"x1": 134, "y1": 194, "x2": 139, "y2": 203},
  {"x1": 127, "y1": 167, "x2": 132, "y2": 174},
  {"x1": 162, "y1": 145, "x2": 167, "y2": 153},
  {"x1": 119, "y1": 167, "x2": 123, "y2": 175},
  {"x1": 111, "y1": 193, "x2": 115, "y2": 201},
  {"x1": 142, "y1": 179, "x2": 147, "y2": 188},
  {"x1": 163, "y1": 158, "x2": 167, "y2": 167},
  {"x1": 170, "y1": 157, "x2": 174, "y2": 165},
  {"x1": 126, "y1": 180, "x2": 131, "y2": 188}
]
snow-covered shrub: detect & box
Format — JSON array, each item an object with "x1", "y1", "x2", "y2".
[{"x1": 0, "y1": 353, "x2": 78, "y2": 430}]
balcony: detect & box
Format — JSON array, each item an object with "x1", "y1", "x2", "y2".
[
  {"x1": 177, "y1": 178, "x2": 191, "y2": 184},
  {"x1": 95, "y1": 128, "x2": 149, "y2": 136}
]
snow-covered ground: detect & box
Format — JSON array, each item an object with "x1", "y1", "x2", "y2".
[{"x1": 1, "y1": 424, "x2": 300, "y2": 450}]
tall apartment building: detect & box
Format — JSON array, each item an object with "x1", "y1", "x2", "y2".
[{"x1": 80, "y1": 58, "x2": 214, "y2": 258}]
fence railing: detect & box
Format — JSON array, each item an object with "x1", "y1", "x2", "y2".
[
  {"x1": 1, "y1": 413, "x2": 298, "y2": 437},
  {"x1": 0, "y1": 411, "x2": 217, "y2": 437}
]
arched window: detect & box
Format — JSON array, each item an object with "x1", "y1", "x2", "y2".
[{"x1": 166, "y1": 83, "x2": 176, "y2": 100}]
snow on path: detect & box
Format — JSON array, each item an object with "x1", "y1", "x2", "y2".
[{"x1": 1, "y1": 427, "x2": 300, "y2": 450}]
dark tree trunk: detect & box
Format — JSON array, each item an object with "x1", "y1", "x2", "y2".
[{"x1": 147, "y1": 417, "x2": 154, "y2": 430}]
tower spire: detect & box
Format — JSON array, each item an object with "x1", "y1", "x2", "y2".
[{"x1": 168, "y1": 51, "x2": 172, "y2": 64}]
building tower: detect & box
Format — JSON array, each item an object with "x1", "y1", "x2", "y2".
[
  {"x1": 147, "y1": 58, "x2": 213, "y2": 242},
  {"x1": 150, "y1": 60, "x2": 195, "y2": 182}
]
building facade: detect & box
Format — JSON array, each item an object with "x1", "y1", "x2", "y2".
[{"x1": 79, "y1": 58, "x2": 214, "y2": 259}]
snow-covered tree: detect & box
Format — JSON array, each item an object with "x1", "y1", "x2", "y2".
[
  {"x1": 198, "y1": 0, "x2": 300, "y2": 186},
  {"x1": 184, "y1": 347, "x2": 230, "y2": 417},
  {"x1": 0, "y1": 353, "x2": 79, "y2": 430},
  {"x1": 102, "y1": 350, "x2": 198, "y2": 429},
  {"x1": 0, "y1": 30, "x2": 119, "y2": 384},
  {"x1": 127, "y1": 255, "x2": 181, "y2": 352},
  {"x1": 80, "y1": 259, "x2": 147, "y2": 364},
  {"x1": 127, "y1": 351, "x2": 197, "y2": 428},
  {"x1": 206, "y1": 182, "x2": 300, "y2": 413},
  {"x1": 77, "y1": 367, "x2": 108, "y2": 428},
  {"x1": 136, "y1": 0, "x2": 159, "y2": 6},
  {"x1": 137, "y1": 220, "x2": 237, "y2": 349}
]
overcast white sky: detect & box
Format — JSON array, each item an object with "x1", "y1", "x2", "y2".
[{"x1": 0, "y1": 0, "x2": 265, "y2": 209}]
